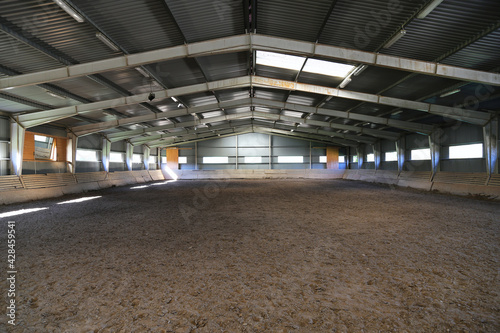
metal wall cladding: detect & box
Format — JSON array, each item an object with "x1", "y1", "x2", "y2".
[
  {"x1": 382, "y1": 0, "x2": 500, "y2": 62},
  {"x1": 319, "y1": 0, "x2": 426, "y2": 51},
  {"x1": 165, "y1": 0, "x2": 245, "y2": 42},
  {"x1": 71, "y1": 0, "x2": 185, "y2": 53},
  {"x1": 257, "y1": 0, "x2": 334, "y2": 42}
]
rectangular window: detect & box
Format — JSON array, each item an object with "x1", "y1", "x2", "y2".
[
  {"x1": 449, "y1": 143, "x2": 483, "y2": 159},
  {"x1": 110, "y1": 152, "x2": 124, "y2": 163},
  {"x1": 319, "y1": 156, "x2": 327, "y2": 163},
  {"x1": 278, "y1": 156, "x2": 303, "y2": 163},
  {"x1": 352, "y1": 155, "x2": 358, "y2": 163},
  {"x1": 244, "y1": 156, "x2": 262, "y2": 164},
  {"x1": 148, "y1": 156, "x2": 157, "y2": 164},
  {"x1": 34, "y1": 135, "x2": 49, "y2": 142},
  {"x1": 132, "y1": 154, "x2": 142, "y2": 163},
  {"x1": 339, "y1": 156, "x2": 345, "y2": 163},
  {"x1": 76, "y1": 149, "x2": 98, "y2": 162},
  {"x1": 178, "y1": 156, "x2": 187, "y2": 164},
  {"x1": 385, "y1": 152, "x2": 397, "y2": 162},
  {"x1": 366, "y1": 153, "x2": 375, "y2": 162},
  {"x1": 411, "y1": 148, "x2": 431, "y2": 161},
  {"x1": 203, "y1": 157, "x2": 229, "y2": 164},
  {"x1": 161, "y1": 156, "x2": 167, "y2": 164}
]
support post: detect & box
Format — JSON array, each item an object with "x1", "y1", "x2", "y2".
[
  {"x1": 102, "y1": 137, "x2": 111, "y2": 173},
  {"x1": 157, "y1": 148, "x2": 162, "y2": 170},
  {"x1": 194, "y1": 142, "x2": 198, "y2": 170},
  {"x1": 268, "y1": 135, "x2": 272, "y2": 169},
  {"x1": 126, "y1": 142, "x2": 134, "y2": 171},
  {"x1": 356, "y1": 145, "x2": 364, "y2": 169},
  {"x1": 396, "y1": 136, "x2": 406, "y2": 173},
  {"x1": 235, "y1": 135, "x2": 238, "y2": 170},
  {"x1": 66, "y1": 132, "x2": 78, "y2": 174},
  {"x1": 309, "y1": 141, "x2": 312, "y2": 169},
  {"x1": 373, "y1": 141, "x2": 381, "y2": 170},
  {"x1": 10, "y1": 121, "x2": 25, "y2": 176},
  {"x1": 429, "y1": 130, "x2": 442, "y2": 181},
  {"x1": 483, "y1": 117, "x2": 499, "y2": 179},
  {"x1": 143, "y1": 145, "x2": 150, "y2": 170}
]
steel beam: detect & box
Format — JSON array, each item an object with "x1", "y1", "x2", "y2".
[
  {"x1": 2, "y1": 34, "x2": 499, "y2": 90},
  {"x1": 252, "y1": 76, "x2": 491, "y2": 125},
  {"x1": 73, "y1": 97, "x2": 413, "y2": 139},
  {"x1": 17, "y1": 76, "x2": 487, "y2": 129},
  {"x1": 114, "y1": 111, "x2": 373, "y2": 145}
]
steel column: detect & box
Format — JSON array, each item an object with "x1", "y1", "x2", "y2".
[
  {"x1": 373, "y1": 142, "x2": 381, "y2": 170},
  {"x1": 102, "y1": 138, "x2": 111, "y2": 173},
  {"x1": 356, "y1": 146, "x2": 364, "y2": 170},
  {"x1": 126, "y1": 142, "x2": 134, "y2": 171},
  {"x1": 396, "y1": 136, "x2": 406, "y2": 173},
  {"x1": 483, "y1": 117, "x2": 499, "y2": 178},
  {"x1": 143, "y1": 146, "x2": 150, "y2": 171},
  {"x1": 66, "y1": 132, "x2": 78, "y2": 174},
  {"x1": 9, "y1": 121, "x2": 25, "y2": 176},
  {"x1": 429, "y1": 130, "x2": 442, "y2": 181}
]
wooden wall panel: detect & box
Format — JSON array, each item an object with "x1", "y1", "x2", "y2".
[
  {"x1": 326, "y1": 146, "x2": 339, "y2": 170},
  {"x1": 166, "y1": 148, "x2": 179, "y2": 170},
  {"x1": 23, "y1": 132, "x2": 35, "y2": 161},
  {"x1": 55, "y1": 138, "x2": 67, "y2": 162}
]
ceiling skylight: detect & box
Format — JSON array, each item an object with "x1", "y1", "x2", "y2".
[
  {"x1": 256, "y1": 51, "x2": 355, "y2": 78},
  {"x1": 303, "y1": 59, "x2": 355, "y2": 77},
  {"x1": 256, "y1": 51, "x2": 305, "y2": 71}
]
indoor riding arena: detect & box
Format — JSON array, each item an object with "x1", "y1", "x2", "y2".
[{"x1": 0, "y1": 0, "x2": 499, "y2": 332}]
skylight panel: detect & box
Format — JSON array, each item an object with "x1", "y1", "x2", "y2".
[
  {"x1": 256, "y1": 51, "x2": 306, "y2": 71},
  {"x1": 303, "y1": 59, "x2": 355, "y2": 78}
]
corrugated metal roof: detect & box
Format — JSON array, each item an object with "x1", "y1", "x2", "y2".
[
  {"x1": 441, "y1": 27, "x2": 500, "y2": 70},
  {"x1": 71, "y1": 0, "x2": 185, "y2": 52},
  {"x1": 257, "y1": 0, "x2": 334, "y2": 42},
  {"x1": 0, "y1": 0, "x2": 119, "y2": 64},
  {"x1": 164, "y1": 0, "x2": 245, "y2": 42},
  {"x1": 0, "y1": 30, "x2": 63, "y2": 73},
  {"x1": 319, "y1": 0, "x2": 425, "y2": 51},
  {"x1": 382, "y1": 0, "x2": 500, "y2": 61},
  {"x1": 196, "y1": 52, "x2": 249, "y2": 81}
]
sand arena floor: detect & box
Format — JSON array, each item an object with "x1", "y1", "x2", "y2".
[{"x1": 0, "y1": 179, "x2": 499, "y2": 332}]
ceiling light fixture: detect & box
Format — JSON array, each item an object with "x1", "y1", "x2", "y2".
[
  {"x1": 439, "y1": 89, "x2": 461, "y2": 98},
  {"x1": 339, "y1": 77, "x2": 352, "y2": 89},
  {"x1": 391, "y1": 110, "x2": 403, "y2": 116},
  {"x1": 171, "y1": 96, "x2": 179, "y2": 103},
  {"x1": 352, "y1": 65, "x2": 368, "y2": 76},
  {"x1": 52, "y1": 0, "x2": 84, "y2": 23},
  {"x1": 96, "y1": 32, "x2": 120, "y2": 52},
  {"x1": 417, "y1": 0, "x2": 445, "y2": 19},
  {"x1": 135, "y1": 67, "x2": 150, "y2": 78},
  {"x1": 46, "y1": 90, "x2": 66, "y2": 100},
  {"x1": 383, "y1": 29, "x2": 406, "y2": 49}
]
